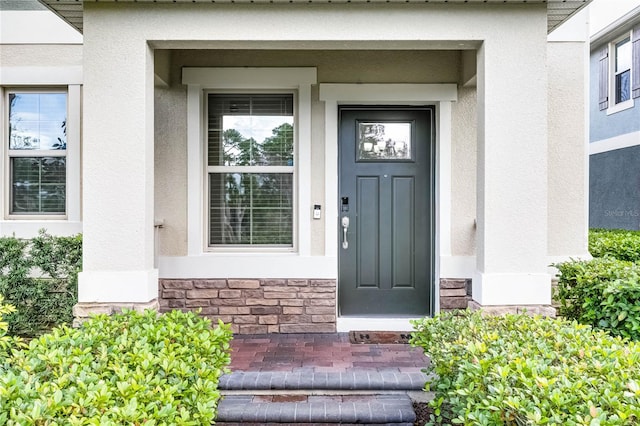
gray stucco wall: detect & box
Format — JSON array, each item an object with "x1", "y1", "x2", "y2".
[
  {"x1": 589, "y1": 47, "x2": 640, "y2": 143},
  {"x1": 590, "y1": 145, "x2": 640, "y2": 230}
]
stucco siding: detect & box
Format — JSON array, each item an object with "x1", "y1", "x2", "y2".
[
  {"x1": 82, "y1": 3, "x2": 545, "y2": 46},
  {"x1": 155, "y1": 83, "x2": 188, "y2": 256},
  {"x1": 450, "y1": 87, "x2": 477, "y2": 257},
  {"x1": 547, "y1": 41, "x2": 589, "y2": 257},
  {"x1": 0, "y1": 44, "x2": 82, "y2": 68}
]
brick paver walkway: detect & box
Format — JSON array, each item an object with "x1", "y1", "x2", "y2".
[{"x1": 229, "y1": 333, "x2": 430, "y2": 373}]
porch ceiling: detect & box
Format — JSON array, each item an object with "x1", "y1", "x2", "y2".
[{"x1": 39, "y1": 0, "x2": 590, "y2": 35}]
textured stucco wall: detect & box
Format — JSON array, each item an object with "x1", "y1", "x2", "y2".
[
  {"x1": 547, "y1": 41, "x2": 589, "y2": 258},
  {"x1": 154, "y1": 79, "x2": 188, "y2": 256},
  {"x1": 450, "y1": 87, "x2": 477, "y2": 257},
  {"x1": 0, "y1": 44, "x2": 82, "y2": 67},
  {"x1": 154, "y1": 49, "x2": 463, "y2": 257}
]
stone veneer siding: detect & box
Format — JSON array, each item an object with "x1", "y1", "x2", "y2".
[
  {"x1": 160, "y1": 279, "x2": 337, "y2": 334},
  {"x1": 439, "y1": 278, "x2": 555, "y2": 317},
  {"x1": 439, "y1": 278, "x2": 471, "y2": 311}
]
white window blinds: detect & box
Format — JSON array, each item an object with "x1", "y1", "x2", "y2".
[{"x1": 207, "y1": 94, "x2": 294, "y2": 247}]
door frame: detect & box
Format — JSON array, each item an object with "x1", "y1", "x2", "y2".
[
  {"x1": 338, "y1": 105, "x2": 435, "y2": 317},
  {"x1": 319, "y1": 84, "x2": 458, "y2": 331}
]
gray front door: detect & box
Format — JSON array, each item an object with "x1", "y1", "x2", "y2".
[{"x1": 338, "y1": 106, "x2": 434, "y2": 316}]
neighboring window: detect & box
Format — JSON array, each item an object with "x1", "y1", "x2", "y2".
[
  {"x1": 614, "y1": 37, "x2": 632, "y2": 104},
  {"x1": 599, "y1": 28, "x2": 640, "y2": 114},
  {"x1": 7, "y1": 91, "x2": 67, "y2": 216},
  {"x1": 207, "y1": 93, "x2": 294, "y2": 247}
]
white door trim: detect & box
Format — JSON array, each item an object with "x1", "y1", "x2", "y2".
[{"x1": 319, "y1": 83, "x2": 457, "y2": 328}]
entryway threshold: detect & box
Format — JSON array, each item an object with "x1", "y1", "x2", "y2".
[{"x1": 337, "y1": 317, "x2": 421, "y2": 332}]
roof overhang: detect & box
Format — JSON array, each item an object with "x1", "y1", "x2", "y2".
[
  {"x1": 39, "y1": 0, "x2": 591, "y2": 35},
  {"x1": 591, "y1": 5, "x2": 640, "y2": 49}
]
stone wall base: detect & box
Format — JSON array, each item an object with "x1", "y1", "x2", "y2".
[
  {"x1": 468, "y1": 300, "x2": 556, "y2": 318},
  {"x1": 160, "y1": 279, "x2": 337, "y2": 334},
  {"x1": 439, "y1": 278, "x2": 472, "y2": 311},
  {"x1": 72, "y1": 299, "x2": 160, "y2": 326}
]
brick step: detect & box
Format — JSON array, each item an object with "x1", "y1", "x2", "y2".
[
  {"x1": 216, "y1": 393, "x2": 416, "y2": 425},
  {"x1": 219, "y1": 370, "x2": 429, "y2": 392}
]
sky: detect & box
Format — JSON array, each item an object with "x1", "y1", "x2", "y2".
[{"x1": 589, "y1": 0, "x2": 640, "y2": 35}]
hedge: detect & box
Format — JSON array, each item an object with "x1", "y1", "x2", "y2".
[
  {"x1": 553, "y1": 229, "x2": 640, "y2": 340},
  {"x1": 0, "y1": 231, "x2": 82, "y2": 336},
  {"x1": 411, "y1": 311, "x2": 640, "y2": 426},
  {"x1": 0, "y1": 309, "x2": 232, "y2": 425},
  {"x1": 589, "y1": 229, "x2": 640, "y2": 262}
]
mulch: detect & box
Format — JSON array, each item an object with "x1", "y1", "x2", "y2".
[{"x1": 413, "y1": 401, "x2": 433, "y2": 425}]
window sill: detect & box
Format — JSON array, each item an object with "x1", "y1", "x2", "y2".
[
  {"x1": 203, "y1": 248, "x2": 298, "y2": 255},
  {"x1": 606, "y1": 99, "x2": 634, "y2": 115}
]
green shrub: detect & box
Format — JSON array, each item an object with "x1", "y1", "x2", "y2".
[
  {"x1": 0, "y1": 309, "x2": 232, "y2": 425},
  {"x1": 411, "y1": 311, "x2": 640, "y2": 426},
  {"x1": 554, "y1": 257, "x2": 640, "y2": 340},
  {"x1": 0, "y1": 230, "x2": 82, "y2": 336},
  {"x1": 589, "y1": 229, "x2": 640, "y2": 261},
  {"x1": 0, "y1": 296, "x2": 22, "y2": 358}
]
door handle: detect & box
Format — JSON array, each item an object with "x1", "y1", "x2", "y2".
[{"x1": 342, "y1": 216, "x2": 350, "y2": 249}]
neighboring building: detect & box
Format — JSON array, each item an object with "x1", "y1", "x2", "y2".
[
  {"x1": 0, "y1": 0, "x2": 83, "y2": 238},
  {"x1": 589, "y1": 6, "x2": 640, "y2": 230},
  {"x1": 1, "y1": 0, "x2": 592, "y2": 333}
]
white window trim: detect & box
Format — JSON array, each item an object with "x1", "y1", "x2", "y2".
[
  {"x1": 183, "y1": 67, "x2": 316, "y2": 257},
  {"x1": 205, "y1": 90, "x2": 297, "y2": 252},
  {"x1": 0, "y1": 85, "x2": 81, "y2": 238},
  {"x1": 607, "y1": 32, "x2": 634, "y2": 115}
]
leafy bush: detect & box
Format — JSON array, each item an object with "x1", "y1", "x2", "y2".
[
  {"x1": 0, "y1": 309, "x2": 232, "y2": 425},
  {"x1": 0, "y1": 297, "x2": 22, "y2": 358},
  {"x1": 554, "y1": 233, "x2": 640, "y2": 340},
  {"x1": 411, "y1": 311, "x2": 640, "y2": 426},
  {"x1": 589, "y1": 229, "x2": 640, "y2": 261},
  {"x1": 0, "y1": 230, "x2": 82, "y2": 336}
]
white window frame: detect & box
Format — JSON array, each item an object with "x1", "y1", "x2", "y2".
[
  {"x1": 607, "y1": 32, "x2": 634, "y2": 115},
  {"x1": 183, "y1": 68, "x2": 316, "y2": 256},
  {"x1": 0, "y1": 85, "x2": 81, "y2": 237},
  {"x1": 205, "y1": 90, "x2": 297, "y2": 251}
]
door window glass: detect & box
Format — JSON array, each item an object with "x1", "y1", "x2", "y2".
[{"x1": 357, "y1": 122, "x2": 412, "y2": 161}]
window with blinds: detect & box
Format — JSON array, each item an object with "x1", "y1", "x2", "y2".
[
  {"x1": 207, "y1": 94, "x2": 294, "y2": 247},
  {"x1": 7, "y1": 92, "x2": 67, "y2": 216}
]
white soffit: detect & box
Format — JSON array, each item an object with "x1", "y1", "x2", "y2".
[{"x1": 40, "y1": 0, "x2": 591, "y2": 35}]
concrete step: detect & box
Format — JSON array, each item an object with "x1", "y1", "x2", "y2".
[
  {"x1": 216, "y1": 393, "x2": 416, "y2": 425},
  {"x1": 219, "y1": 370, "x2": 428, "y2": 392},
  {"x1": 216, "y1": 370, "x2": 429, "y2": 424}
]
